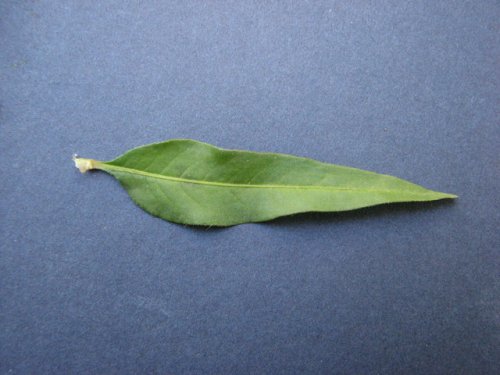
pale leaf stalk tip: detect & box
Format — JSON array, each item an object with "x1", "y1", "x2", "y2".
[{"x1": 73, "y1": 154, "x2": 100, "y2": 173}]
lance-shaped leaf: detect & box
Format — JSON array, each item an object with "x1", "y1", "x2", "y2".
[{"x1": 73, "y1": 139, "x2": 456, "y2": 226}]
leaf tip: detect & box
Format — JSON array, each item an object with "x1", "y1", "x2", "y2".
[{"x1": 438, "y1": 192, "x2": 458, "y2": 200}]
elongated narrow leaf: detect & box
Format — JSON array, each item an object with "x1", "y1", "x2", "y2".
[{"x1": 73, "y1": 139, "x2": 456, "y2": 226}]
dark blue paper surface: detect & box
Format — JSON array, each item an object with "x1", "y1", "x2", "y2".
[{"x1": 1, "y1": 1, "x2": 499, "y2": 374}]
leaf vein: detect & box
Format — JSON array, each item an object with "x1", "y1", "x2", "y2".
[{"x1": 103, "y1": 164, "x2": 437, "y2": 196}]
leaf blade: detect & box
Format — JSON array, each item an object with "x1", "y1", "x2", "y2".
[{"x1": 76, "y1": 139, "x2": 456, "y2": 226}]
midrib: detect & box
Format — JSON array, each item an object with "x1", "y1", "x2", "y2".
[{"x1": 100, "y1": 163, "x2": 436, "y2": 195}]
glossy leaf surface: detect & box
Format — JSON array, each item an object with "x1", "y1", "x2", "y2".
[{"x1": 74, "y1": 139, "x2": 456, "y2": 226}]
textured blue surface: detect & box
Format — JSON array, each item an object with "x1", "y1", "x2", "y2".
[{"x1": 1, "y1": 1, "x2": 499, "y2": 374}]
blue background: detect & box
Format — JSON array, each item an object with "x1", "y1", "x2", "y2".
[{"x1": 1, "y1": 1, "x2": 498, "y2": 374}]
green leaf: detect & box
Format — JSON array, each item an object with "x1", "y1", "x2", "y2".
[{"x1": 73, "y1": 139, "x2": 456, "y2": 226}]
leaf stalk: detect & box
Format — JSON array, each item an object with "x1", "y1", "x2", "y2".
[{"x1": 73, "y1": 155, "x2": 101, "y2": 173}]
